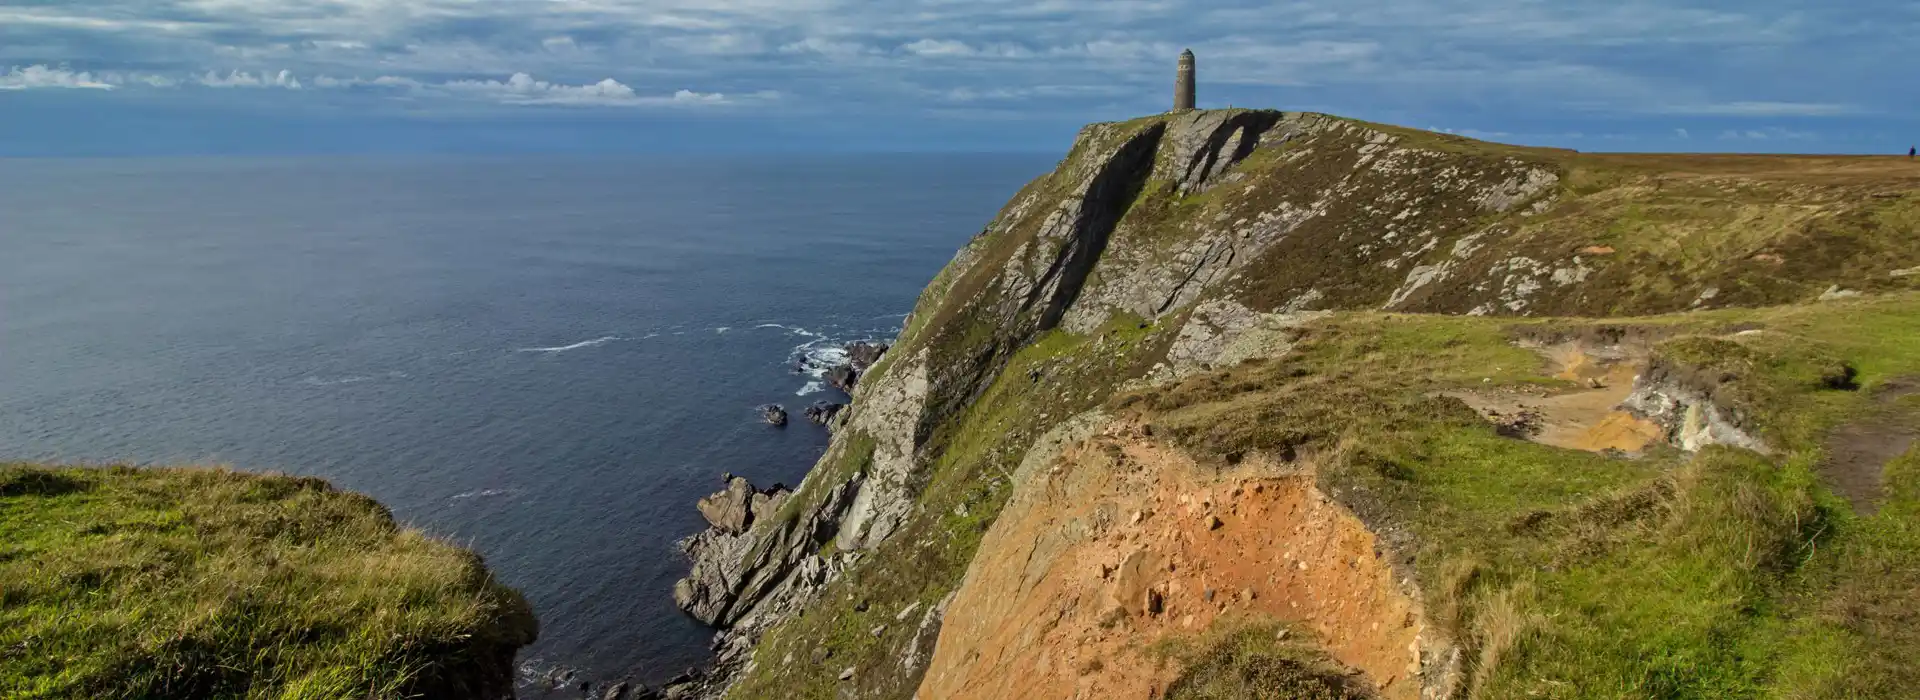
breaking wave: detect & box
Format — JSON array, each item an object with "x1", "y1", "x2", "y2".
[{"x1": 516, "y1": 336, "x2": 623, "y2": 354}]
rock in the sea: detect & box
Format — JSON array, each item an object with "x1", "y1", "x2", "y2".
[
  {"x1": 761, "y1": 404, "x2": 788, "y2": 427},
  {"x1": 804, "y1": 401, "x2": 845, "y2": 426}
]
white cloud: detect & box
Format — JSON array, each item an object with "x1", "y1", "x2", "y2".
[
  {"x1": 311, "y1": 74, "x2": 421, "y2": 89},
  {"x1": 199, "y1": 69, "x2": 302, "y2": 89},
  {"x1": 439, "y1": 72, "x2": 748, "y2": 107},
  {"x1": 1663, "y1": 101, "x2": 1857, "y2": 117},
  {"x1": 0, "y1": 65, "x2": 115, "y2": 90},
  {"x1": 779, "y1": 38, "x2": 878, "y2": 57},
  {"x1": 1717, "y1": 127, "x2": 1816, "y2": 141},
  {"x1": 902, "y1": 39, "x2": 977, "y2": 57}
]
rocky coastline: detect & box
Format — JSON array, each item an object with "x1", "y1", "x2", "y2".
[{"x1": 654, "y1": 340, "x2": 889, "y2": 696}]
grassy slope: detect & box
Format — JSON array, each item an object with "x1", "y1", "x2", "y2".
[
  {"x1": 1120, "y1": 293, "x2": 1920, "y2": 698},
  {"x1": 1225, "y1": 116, "x2": 1920, "y2": 316},
  {"x1": 0, "y1": 466, "x2": 535, "y2": 700}
]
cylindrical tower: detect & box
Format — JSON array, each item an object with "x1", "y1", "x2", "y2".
[{"x1": 1174, "y1": 49, "x2": 1196, "y2": 111}]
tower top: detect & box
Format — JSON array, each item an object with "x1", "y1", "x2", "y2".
[{"x1": 1181, "y1": 48, "x2": 1194, "y2": 58}]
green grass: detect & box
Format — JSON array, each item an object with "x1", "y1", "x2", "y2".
[
  {"x1": 1114, "y1": 293, "x2": 1920, "y2": 698},
  {"x1": 0, "y1": 466, "x2": 535, "y2": 700},
  {"x1": 1153, "y1": 618, "x2": 1373, "y2": 700}
]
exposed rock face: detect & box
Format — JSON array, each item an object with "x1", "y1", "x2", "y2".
[
  {"x1": 1622, "y1": 358, "x2": 1770, "y2": 453},
  {"x1": 825, "y1": 342, "x2": 891, "y2": 394},
  {"x1": 693, "y1": 476, "x2": 790, "y2": 537},
  {"x1": 803, "y1": 401, "x2": 845, "y2": 426},
  {"x1": 847, "y1": 342, "x2": 890, "y2": 372},
  {"x1": 674, "y1": 471, "x2": 860, "y2": 627},
  {"x1": 916, "y1": 419, "x2": 1433, "y2": 700},
  {"x1": 824, "y1": 364, "x2": 859, "y2": 394}
]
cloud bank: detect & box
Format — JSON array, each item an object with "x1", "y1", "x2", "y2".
[{"x1": 1, "y1": 0, "x2": 1913, "y2": 152}]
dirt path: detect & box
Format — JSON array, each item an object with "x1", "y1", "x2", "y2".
[{"x1": 1823, "y1": 378, "x2": 1919, "y2": 515}]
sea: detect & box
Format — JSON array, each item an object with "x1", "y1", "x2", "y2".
[{"x1": 0, "y1": 154, "x2": 1050, "y2": 691}]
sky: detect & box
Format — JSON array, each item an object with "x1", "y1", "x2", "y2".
[{"x1": 1, "y1": 0, "x2": 1914, "y2": 155}]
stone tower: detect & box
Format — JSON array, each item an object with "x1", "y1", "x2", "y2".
[{"x1": 1174, "y1": 49, "x2": 1196, "y2": 111}]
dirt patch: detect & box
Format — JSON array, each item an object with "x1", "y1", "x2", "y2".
[
  {"x1": 1822, "y1": 378, "x2": 1920, "y2": 514},
  {"x1": 916, "y1": 422, "x2": 1425, "y2": 700},
  {"x1": 1452, "y1": 343, "x2": 1664, "y2": 454}
]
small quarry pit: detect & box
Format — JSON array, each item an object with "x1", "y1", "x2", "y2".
[
  {"x1": 1450, "y1": 337, "x2": 1665, "y2": 455},
  {"x1": 917, "y1": 421, "x2": 1425, "y2": 700}
]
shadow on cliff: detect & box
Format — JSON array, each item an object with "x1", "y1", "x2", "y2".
[{"x1": 1024, "y1": 122, "x2": 1168, "y2": 332}]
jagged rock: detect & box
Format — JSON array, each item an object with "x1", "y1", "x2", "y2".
[
  {"x1": 674, "y1": 472, "x2": 866, "y2": 627},
  {"x1": 760, "y1": 404, "x2": 788, "y2": 427},
  {"x1": 749, "y1": 484, "x2": 791, "y2": 525},
  {"x1": 825, "y1": 364, "x2": 859, "y2": 394},
  {"x1": 804, "y1": 401, "x2": 845, "y2": 426},
  {"x1": 821, "y1": 342, "x2": 891, "y2": 396},
  {"x1": 847, "y1": 341, "x2": 889, "y2": 371},
  {"x1": 696, "y1": 476, "x2": 755, "y2": 534}
]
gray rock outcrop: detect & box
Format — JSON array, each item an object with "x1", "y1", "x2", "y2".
[
  {"x1": 759, "y1": 404, "x2": 787, "y2": 427},
  {"x1": 692, "y1": 475, "x2": 791, "y2": 537}
]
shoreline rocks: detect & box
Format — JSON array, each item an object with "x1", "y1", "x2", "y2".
[
  {"x1": 693, "y1": 474, "x2": 791, "y2": 536},
  {"x1": 759, "y1": 404, "x2": 788, "y2": 427},
  {"x1": 825, "y1": 341, "x2": 890, "y2": 394},
  {"x1": 803, "y1": 401, "x2": 845, "y2": 427}
]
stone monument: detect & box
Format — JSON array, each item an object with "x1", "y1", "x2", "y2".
[{"x1": 1174, "y1": 49, "x2": 1196, "y2": 111}]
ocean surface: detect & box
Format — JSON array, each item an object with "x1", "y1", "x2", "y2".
[{"x1": 0, "y1": 154, "x2": 1049, "y2": 690}]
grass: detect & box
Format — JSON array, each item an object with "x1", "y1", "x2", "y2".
[
  {"x1": 0, "y1": 465, "x2": 535, "y2": 700},
  {"x1": 1112, "y1": 292, "x2": 1920, "y2": 698},
  {"x1": 1152, "y1": 618, "x2": 1373, "y2": 700}
]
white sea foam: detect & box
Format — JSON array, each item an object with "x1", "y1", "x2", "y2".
[
  {"x1": 451, "y1": 488, "x2": 517, "y2": 500},
  {"x1": 301, "y1": 375, "x2": 373, "y2": 386},
  {"x1": 796, "y1": 381, "x2": 825, "y2": 396},
  {"x1": 715, "y1": 327, "x2": 731, "y2": 334},
  {"x1": 516, "y1": 336, "x2": 622, "y2": 353}
]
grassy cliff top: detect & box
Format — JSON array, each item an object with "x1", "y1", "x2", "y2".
[
  {"x1": 0, "y1": 465, "x2": 535, "y2": 700},
  {"x1": 1119, "y1": 292, "x2": 1920, "y2": 698}
]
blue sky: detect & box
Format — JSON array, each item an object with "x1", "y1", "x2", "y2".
[{"x1": 1, "y1": 0, "x2": 1913, "y2": 155}]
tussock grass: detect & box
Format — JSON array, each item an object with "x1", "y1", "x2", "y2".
[
  {"x1": 1153, "y1": 619, "x2": 1373, "y2": 700},
  {"x1": 0, "y1": 465, "x2": 535, "y2": 700}
]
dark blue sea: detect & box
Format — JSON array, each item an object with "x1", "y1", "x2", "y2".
[{"x1": 0, "y1": 154, "x2": 1047, "y2": 691}]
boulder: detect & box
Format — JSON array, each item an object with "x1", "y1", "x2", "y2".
[
  {"x1": 847, "y1": 341, "x2": 890, "y2": 371},
  {"x1": 761, "y1": 404, "x2": 788, "y2": 427},
  {"x1": 749, "y1": 483, "x2": 792, "y2": 524},
  {"x1": 825, "y1": 364, "x2": 859, "y2": 394},
  {"x1": 804, "y1": 401, "x2": 846, "y2": 426},
  {"x1": 697, "y1": 476, "x2": 755, "y2": 534}
]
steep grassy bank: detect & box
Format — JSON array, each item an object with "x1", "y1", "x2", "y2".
[{"x1": 0, "y1": 465, "x2": 536, "y2": 700}]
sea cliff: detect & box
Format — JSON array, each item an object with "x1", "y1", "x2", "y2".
[{"x1": 676, "y1": 109, "x2": 1920, "y2": 699}]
